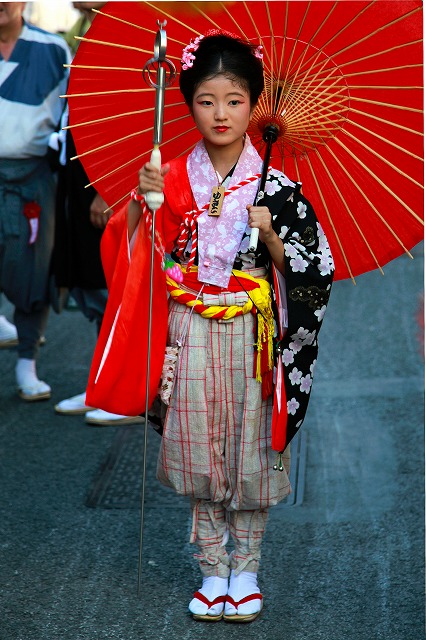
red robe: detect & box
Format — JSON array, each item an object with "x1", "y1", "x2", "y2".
[{"x1": 85, "y1": 156, "x2": 190, "y2": 415}]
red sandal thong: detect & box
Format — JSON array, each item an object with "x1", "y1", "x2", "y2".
[
  {"x1": 223, "y1": 593, "x2": 263, "y2": 623},
  {"x1": 190, "y1": 591, "x2": 226, "y2": 622}
]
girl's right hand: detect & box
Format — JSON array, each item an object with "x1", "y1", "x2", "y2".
[{"x1": 138, "y1": 162, "x2": 170, "y2": 194}]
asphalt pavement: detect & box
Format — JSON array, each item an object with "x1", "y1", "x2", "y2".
[{"x1": 1, "y1": 242, "x2": 424, "y2": 640}]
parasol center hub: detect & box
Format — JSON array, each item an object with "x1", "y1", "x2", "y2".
[{"x1": 256, "y1": 115, "x2": 287, "y2": 139}]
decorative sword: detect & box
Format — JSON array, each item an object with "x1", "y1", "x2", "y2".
[{"x1": 138, "y1": 21, "x2": 176, "y2": 597}]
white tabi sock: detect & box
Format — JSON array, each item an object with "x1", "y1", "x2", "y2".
[
  {"x1": 188, "y1": 576, "x2": 228, "y2": 617},
  {"x1": 15, "y1": 358, "x2": 50, "y2": 394},
  {"x1": 224, "y1": 570, "x2": 262, "y2": 616}
]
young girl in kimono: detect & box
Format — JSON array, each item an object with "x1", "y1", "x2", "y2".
[{"x1": 88, "y1": 31, "x2": 334, "y2": 623}]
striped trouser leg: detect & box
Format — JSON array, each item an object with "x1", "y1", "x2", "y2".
[
  {"x1": 228, "y1": 508, "x2": 269, "y2": 575},
  {"x1": 190, "y1": 499, "x2": 230, "y2": 578}
]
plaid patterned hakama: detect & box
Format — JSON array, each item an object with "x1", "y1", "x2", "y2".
[{"x1": 156, "y1": 297, "x2": 291, "y2": 510}]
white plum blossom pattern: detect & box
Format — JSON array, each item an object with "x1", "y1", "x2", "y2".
[
  {"x1": 291, "y1": 327, "x2": 316, "y2": 345},
  {"x1": 269, "y1": 168, "x2": 297, "y2": 188},
  {"x1": 314, "y1": 305, "x2": 327, "y2": 322},
  {"x1": 289, "y1": 337, "x2": 303, "y2": 353},
  {"x1": 287, "y1": 398, "x2": 300, "y2": 415},
  {"x1": 282, "y1": 349, "x2": 295, "y2": 365},
  {"x1": 290, "y1": 254, "x2": 309, "y2": 273},
  {"x1": 289, "y1": 367, "x2": 303, "y2": 385},
  {"x1": 278, "y1": 225, "x2": 289, "y2": 240},
  {"x1": 316, "y1": 222, "x2": 334, "y2": 276},
  {"x1": 297, "y1": 201, "x2": 307, "y2": 218},
  {"x1": 284, "y1": 243, "x2": 298, "y2": 259},
  {"x1": 310, "y1": 359, "x2": 317, "y2": 375},
  {"x1": 300, "y1": 374, "x2": 312, "y2": 393},
  {"x1": 265, "y1": 179, "x2": 282, "y2": 196}
]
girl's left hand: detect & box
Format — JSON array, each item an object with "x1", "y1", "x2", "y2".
[{"x1": 247, "y1": 204, "x2": 275, "y2": 244}]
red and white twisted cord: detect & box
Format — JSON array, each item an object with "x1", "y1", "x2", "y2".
[{"x1": 176, "y1": 172, "x2": 262, "y2": 269}]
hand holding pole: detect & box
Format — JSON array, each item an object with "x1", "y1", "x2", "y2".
[
  {"x1": 249, "y1": 124, "x2": 279, "y2": 252},
  {"x1": 142, "y1": 21, "x2": 176, "y2": 212}
]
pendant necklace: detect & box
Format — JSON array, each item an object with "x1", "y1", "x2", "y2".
[
  {"x1": 207, "y1": 170, "x2": 227, "y2": 218},
  {"x1": 207, "y1": 160, "x2": 239, "y2": 218}
]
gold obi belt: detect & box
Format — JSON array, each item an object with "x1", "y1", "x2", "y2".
[{"x1": 165, "y1": 265, "x2": 274, "y2": 397}]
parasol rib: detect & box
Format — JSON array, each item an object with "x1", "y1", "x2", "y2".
[
  {"x1": 63, "y1": 85, "x2": 182, "y2": 99},
  {"x1": 71, "y1": 128, "x2": 154, "y2": 160},
  {"x1": 144, "y1": 1, "x2": 207, "y2": 38},
  {"x1": 337, "y1": 40, "x2": 423, "y2": 71},
  {"x1": 84, "y1": 120, "x2": 197, "y2": 189},
  {"x1": 94, "y1": 5, "x2": 198, "y2": 51},
  {"x1": 286, "y1": 1, "x2": 341, "y2": 81},
  {"x1": 296, "y1": 6, "x2": 421, "y2": 79},
  {"x1": 304, "y1": 152, "x2": 356, "y2": 282},
  {"x1": 339, "y1": 129, "x2": 423, "y2": 190},
  {"x1": 288, "y1": 1, "x2": 373, "y2": 76},
  {"x1": 74, "y1": 35, "x2": 151, "y2": 55},
  {"x1": 92, "y1": 8, "x2": 156, "y2": 33},
  {"x1": 349, "y1": 96, "x2": 422, "y2": 114},
  {"x1": 63, "y1": 88, "x2": 156, "y2": 98},
  {"x1": 349, "y1": 107, "x2": 423, "y2": 136},
  {"x1": 331, "y1": 6, "x2": 422, "y2": 62},
  {"x1": 315, "y1": 152, "x2": 385, "y2": 277},
  {"x1": 347, "y1": 120, "x2": 423, "y2": 163},
  {"x1": 65, "y1": 63, "x2": 143, "y2": 72},
  {"x1": 333, "y1": 138, "x2": 423, "y2": 227},
  {"x1": 65, "y1": 109, "x2": 152, "y2": 129},
  {"x1": 349, "y1": 85, "x2": 422, "y2": 90},
  {"x1": 342, "y1": 64, "x2": 422, "y2": 78},
  {"x1": 72, "y1": 112, "x2": 192, "y2": 161},
  {"x1": 64, "y1": 102, "x2": 186, "y2": 130},
  {"x1": 325, "y1": 145, "x2": 416, "y2": 260}
]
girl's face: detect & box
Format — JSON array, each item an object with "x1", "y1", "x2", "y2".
[{"x1": 191, "y1": 75, "x2": 254, "y2": 156}]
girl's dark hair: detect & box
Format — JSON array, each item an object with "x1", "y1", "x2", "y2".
[{"x1": 179, "y1": 33, "x2": 264, "y2": 107}]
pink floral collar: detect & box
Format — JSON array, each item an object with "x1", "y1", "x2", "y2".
[{"x1": 187, "y1": 136, "x2": 263, "y2": 287}]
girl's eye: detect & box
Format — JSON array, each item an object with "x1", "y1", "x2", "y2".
[
  {"x1": 197, "y1": 100, "x2": 213, "y2": 106},
  {"x1": 229, "y1": 100, "x2": 242, "y2": 106}
]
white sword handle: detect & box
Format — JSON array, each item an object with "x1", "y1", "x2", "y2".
[
  {"x1": 249, "y1": 227, "x2": 259, "y2": 252},
  {"x1": 144, "y1": 146, "x2": 164, "y2": 213}
]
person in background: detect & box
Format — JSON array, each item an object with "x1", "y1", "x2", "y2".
[
  {"x1": 0, "y1": 307, "x2": 17, "y2": 347},
  {"x1": 62, "y1": 1, "x2": 105, "y2": 55},
  {"x1": 51, "y1": 1, "x2": 143, "y2": 426},
  {"x1": 0, "y1": 2, "x2": 70, "y2": 400}
]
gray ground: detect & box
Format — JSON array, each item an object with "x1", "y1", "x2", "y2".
[{"x1": 1, "y1": 243, "x2": 424, "y2": 640}]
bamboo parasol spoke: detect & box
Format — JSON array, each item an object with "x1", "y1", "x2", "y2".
[
  {"x1": 71, "y1": 112, "x2": 192, "y2": 161},
  {"x1": 65, "y1": 63, "x2": 144, "y2": 72},
  {"x1": 65, "y1": 102, "x2": 187, "y2": 130},
  {"x1": 325, "y1": 146, "x2": 416, "y2": 260},
  {"x1": 340, "y1": 128, "x2": 423, "y2": 190},
  {"x1": 333, "y1": 137, "x2": 423, "y2": 227},
  {"x1": 348, "y1": 119, "x2": 423, "y2": 162},
  {"x1": 349, "y1": 107, "x2": 423, "y2": 136},
  {"x1": 349, "y1": 96, "x2": 423, "y2": 113},
  {"x1": 315, "y1": 151, "x2": 385, "y2": 279},
  {"x1": 337, "y1": 39, "x2": 423, "y2": 71},
  {"x1": 85, "y1": 120, "x2": 198, "y2": 190},
  {"x1": 304, "y1": 152, "x2": 356, "y2": 283}
]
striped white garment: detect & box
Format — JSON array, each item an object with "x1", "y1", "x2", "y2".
[{"x1": 0, "y1": 21, "x2": 70, "y2": 159}]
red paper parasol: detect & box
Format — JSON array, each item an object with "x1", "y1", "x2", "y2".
[{"x1": 66, "y1": 0, "x2": 424, "y2": 282}]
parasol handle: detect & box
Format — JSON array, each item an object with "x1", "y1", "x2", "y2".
[
  {"x1": 249, "y1": 124, "x2": 279, "y2": 252},
  {"x1": 144, "y1": 146, "x2": 164, "y2": 212}
]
